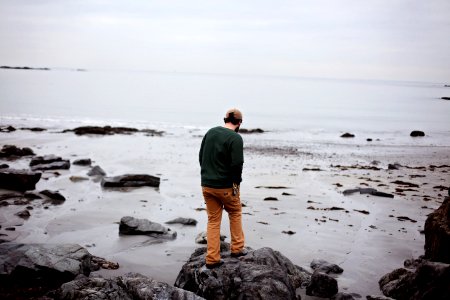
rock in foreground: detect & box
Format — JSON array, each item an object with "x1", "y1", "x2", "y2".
[
  {"x1": 55, "y1": 272, "x2": 205, "y2": 300},
  {"x1": 0, "y1": 169, "x2": 42, "y2": 191},
  {"x1": 102, "y1": 174, "x2": 160, "y2": 188},
  {"x1": 424, "y1": 196, "x2": 450, "y2": 263},
  {"x1": 175, "y1": 245, "x2": 311, "y2": 300}
]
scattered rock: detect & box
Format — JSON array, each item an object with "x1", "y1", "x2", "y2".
[
  {"x1": 424, "y1": 196, "x2": 450, "y2": 263},
  {"x1": 354, "y1": 209, "x2": 370, "y2": 215},
  {"x1": 0, "y1": 169, "x2": 42, "y2": 191},
  {"x1": 0, "y1": 163, "x2": 9, "y2": 169},
  {"x1": 90, "y1": 256, "x2": 119, "y2": 270},
  {"x1": 72, "y1": 158, "x2": 92, "y2": 166},
  {"x1": 340, "y1": 133, "x2": 355, "y2": 138},
  {"x1": 30, "y1": 155, "x2": 70, "y2": 171},
  {"x1": 195, "y1": 231, "x2": 226, "y2": 244},
  {"x1": 391, "y1": 180, "x2": 419, "y2": 188},
  {"x1": 366, "y1": 296, "x2": 395, "y2": 300},
  {"x1": 388, "y1": 163, "x2": 402, "y2": 170},
  {"x1": 343, "y1": 187, "x2": 394, "y2": 198},
  {"x1": 69, "y1": 175, "x2": 89, "y2": 182},
  {"x1": 0, "y1": 145, "x2": 35, "y2": 158},
  {"x1": 119, "y1": 216, "x2": 176, "y2": 239},
  {"x1": 255, "y1": 186, "x2": 289, "y2": 189},
  {"x1": 65, "y1": 126, "x2": 139, "y2": 135},
  {"x1": 102, "y1": 174, "x2": 160, "y2": 188},
  {"x1": 165, "y1": 217, "x2": 198, "y2": 226},
  {"x1": 410, "y1": 130, "x2": 425, "y2": 137},
  {"x1": 15, "y1": 209, "x2": 31, "y2": 219},
  {"x1": 0, "y1": 125, "x2": 16, "y2": 132},
  {"x1": 239, "y1": 128, "x2": 264, "y2": 134},
  {"x1": 40, "y1": 190, "x2": 66, "y2": 202},
  {"x1": 303, "y1": 167, "x2": 322, "y2": 171},
  {"x1": 332, "y1": 292, "x2": 359, "y2": 300},
  {"x1": 310, "y1": 259, "x2": 344, "y2": 274},
  {"x1": 397, "y1": 216, "x2": 417, "y2": 223},
  {"x1": 24, "y1": 191, "x2": 42, "y2": 199},
  {"x1": 20, "y1": 127, "x2": 46, "y2": 132},
  {"x1": 282, "y1": 230, "x2": 296, "y2": 235},
  {"x1": 174, "y1": 245, "x2": 311, "y2": 300},
  {"x1": 441, "y1": 97, "x2": 450, "y2": 100},
  {"x1": 306, "y1": 270, "x2": 338, "y2": 298},
  {"x1": 264, "y1": 197, "x2": 279, "y2": 201},
  {"x1": 55, "y1": 272, "x2": 204, "y2": 300},
  {"x1": 87, "y1": 165, "x2": 106, "y2": 176}
]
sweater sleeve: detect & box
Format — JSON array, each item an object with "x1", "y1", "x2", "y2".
[{"x1": 230, "y1": 135, "x2": 244, "y2": 184}]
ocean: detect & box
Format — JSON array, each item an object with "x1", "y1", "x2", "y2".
[{"x1": 1, "y1": 68, "x2": 449, "y2": 146}]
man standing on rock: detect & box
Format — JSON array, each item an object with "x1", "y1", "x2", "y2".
[{"x1": 199, "y1": 108, "x2": 248, "y2": 269}]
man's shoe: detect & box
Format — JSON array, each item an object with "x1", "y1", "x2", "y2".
[
  {"x1": 205, "y1": 260, "x2": 224, "y2": 269},
  {"x1": 231, "y1": 248, "x2": 248, "y2": 258}
]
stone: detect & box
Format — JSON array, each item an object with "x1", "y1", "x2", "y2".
[
  {"x1": 306, "y1": 271, "x2": 338, "y2": 298},
  {"x1": 87, "y1": 165, "x2": 107, "y2": 176},
  {"x1": 55, "y1": 272, "x2": 205, "y2": 300},
  {"x1": 0, "y1": 243, "x2": 93, "y2": 286},
  {"x1": 424, "y1": 197, "x2": 450, "y2": 263},
  {"x1": 310, "y1": 259, "x2": 344, "y2": 274},
  {"x1": 340, "y1": 132, "x2": 355, "y2": 138},
  {"x1": 66, "y1": 126, "x2": 139, "y2": 135},
  {"x1": 40, "y1": 190, "x2": 66, "y2": 202},
  {"x1": 73, "y1": 158, "x2": 92, "y2": 166},
  {"x1": 379, "y1": 261, "x2": 450, "y2": 299},
  {"x1": 331, "y1": 292, "x2": 358, "y2": 300},
  {"x1": 30, "y1": 155, "x2": 70, "y2": 171},
  {"x1": 0, "y1": 125, "x2": 16, "y2": 132},
  {"x1": 175, "y1": 245, "x2": 311, "y2": 300},
  {"x1": 102, "y1": 174, "x2": 160, "y2": 188},
  {"x1": 165, "y1": 217, "x2": 198, "y2": 226},
  {"x1": 0, "y1": 145, "x2": 35, "y2": 158},
  {"x1": 0, "y1": 163, "x2": 9, "y2": 169},
  {"x1": 119, "y1": 216, "x2": 176, "y2": 239},
  {"x1": 366, "y1": 296, "x2": 395, "y2": 300},
  {"x1": 15, "y1": 209, "x2": 30, "y2": 219},
  {"x1": 0, "y1": 169, "x2": 42, "y2": 191},
  {"x1": 410, "y1": 130, "x2": 425, "y2": 137},
  {"x1": 69, "y1": 176, "x2": 89, "y2": 182},
  {"x1": 195, "y1": 231, "x2": 227, "y2": 244},
  {"x1": 239, "y1": 128, "x2": 264, "y2": 134}
]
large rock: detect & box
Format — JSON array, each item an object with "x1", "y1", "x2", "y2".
[
  {"x1": 0, "y1": 169, "x2": 41, "y2": 191},
  {"x1": 310, "y1": 259, "x2": 344, "y2": 274},
  {"x1": 55, "y1": 272, "x2": 205, "y2": 300},
  {"x1": 379, "y1": 260, "x2": 450, "y2": 299},
  {"x1": 424, "y1": 196, "x2": 450, "y2": 263},
  {"x1": 306, "y1": 271, "x2": 338, "y2": 298},
  {"x1": 0, "y1": 243, "x2": 93, "y2": 285},
  {"x1": 30, "y1": 155, "x2": 70, "y2": 171},
  {"x1": 174, "y1": 245, "x2": 311, "y2": 300},
  {"x1": 0, "y1": 145, "x2": 35, "y2": 158},
  {"x1": 102, "y1": 174, "x2": 160, "y2": 188},
  {"x1": 66, "y1": 126, "x2": 139, "y2": 135},
  {"x1": 119, "y1": 216, "x2": 176, "y2": 239}
]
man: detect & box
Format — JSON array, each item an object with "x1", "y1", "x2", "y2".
[{"x1": 199, "y1": 108, "x2": 247, "y2": 269}]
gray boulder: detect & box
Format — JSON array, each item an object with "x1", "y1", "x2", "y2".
[
  {"x1": 306, "y1": 271, "x2": 338, "y2": 298},
  {"x1": 55, "y1": 272, "x2": 205, "y2": 300},
  {"x1": 379, "y1": 260, "x2": 450, "y2": 299},
  {"x1": 311, "y1": 259, "x2": 344, "y2": 274},
  {"x1": 0, "y1": 145, "x2": 35, "y2": 158},
  {"x1": 0, "y1": 168, "x2": 42, "y2": 191},
  {"x1": 166, "y1": 217, "x2": 198, "y2": 226},
  {"x1": 195, "y1": 231, "x2": 226, "y2": 244},
  {"x1": 119, "y1": 216, "x2": 176, "y2": 239},
  {"x1": 0, "y1": 243, "x2": 92, "y2": 285},
  {"x1": 73, "y1": 158, "x2": 92, "y2": 166},
  {"x1": 30, "y1": 155, "x2": 70, "y2": 171},
  {"x1": 174, "y1": 245, "x2": 311, "y2": 300},
  {"x1": 87, "y1": 165, "x2": 107, "y2": 176},
  {"x1": 424, "y1": 196, "x2": 450, "y2": 263},
  {"x1": 102, "y1": 174, "x2": 160, "y2": 188}
]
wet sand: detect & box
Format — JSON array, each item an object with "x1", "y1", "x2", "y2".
[{"x1": 1, "y1": 126, "x2": 449, "y2": 298}]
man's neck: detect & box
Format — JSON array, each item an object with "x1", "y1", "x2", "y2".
[{"x1": 223, "y1": 123, "x2": 237, "y2": 131}]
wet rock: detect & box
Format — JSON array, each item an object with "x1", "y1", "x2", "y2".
[
  {"x1": 441, "y1": 97, "x2": 450, "y2": 100},
  {"x1": 264, "y1": 196, "x2": 279, "y2": 201},
  {"x1": 0, "y1": 125, "x2": 16, "y2": 132},
  {"x1": 306, "y1": 271, "x2": 338, "y2": 298},
  {"x1": 195, "y1": 231, "x2": 226, "y2": 244},
  {"x1": 20, "y1": 127, "x2": 46, "y2": 132},
  {"x1": 175, "y1": 245, "x2": 311, "y2": 300},
  {"x1": 379, "y1": 261, "x2": 450, "y2": 299},
  {"x1": 65, "y1": 125, "x2": 139, "y2": 135},
  {"x1": 102, "y1": 174, "x2": 160, "y2": 188},
  {"x1": 0, "y1": 145, "x2": 35, "y2": 158},
  {"x1": 119, "y1": 216, "x2": 176, "y2": 239},
  {"x1": 90, "y1": 255, "x2": 119, "y2": 270},
  {"x1": 410, "y1": 130, "x2": 425, "y2": 137},
  {"x1": 87, "y1": 165, "x2": 106, "y2": 176},
  {"x1": 282, "y1": 230, "x2": 296, "y2": 235},
  {"x1": 30, "y1": 155, "x2": 70, "y2": 171},
  {"x1": 40, "y1": 190, "x2": 66, "y2": 202},
  {"x1": 55, "y1": 272, "x2": 205, "y2": 300},
  {"x1": 366, "y1": 296, "x2": 395, "y2": 300},
  {"x1": 340, "y1": 132, "x2": 355, "y2": 138},
  {"x1": 24, "y1": 191, "x2": 42, "y2": 199},
  {"x1": 310, "y1": 259, "x2": 344, "y2": 274},
  {"x1": 0, "y1": 243, "x2": 93, "y2": 287},
  {"x1": 15, "y1": 209, "x2": 31, "y2": 219},
  {"x1": 424, "y1": 197, "x2": 450, "y2": 263},
  {"x1": 239, "y1": 128, "x2": 264, "y2": 134},
  {"x1": 0, "y1": 169, "x2": 42, "y2": 191},
  {"x1": 354, "y1": 209, "x2": 370, "y2": 215},
  {"x1": 331, "y1": 292, "x2": 358, "y2": 300},
  {"x1": 0, "y1": 163, "x2": 9, "y2": 169},
  {"x1": 388, "y1": 163, "x2": 402, "y2": 170},
  {"x1": 69, "y1": 175, "x2": 89, "y2": 182},
  {"x1": 73, "y1": 158, "x2": 92, "y2": 166},
  {"x1": 165, "y1": 217, "x2": 198, "y2": 226},
  {"x1": 343, "y1": 187, "x2": 393, "y2": 198}
]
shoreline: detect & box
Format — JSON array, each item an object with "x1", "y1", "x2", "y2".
[{"x1": 1, "y1": 123, "x2": 449, "y2": 297}]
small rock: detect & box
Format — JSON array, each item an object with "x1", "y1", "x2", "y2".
[
  {"x1": 165, "y1": 217, "x2": 198, "y2": 226},
  {"x1": 311, "y1": 259, "x2": 344, "y2": 274},
  {"x1": 410, "y1": 130, "x2": 425, "y2": 137},
  {"x1": 306, "y1": 271, "x2": 338, "y2": 298},
  {"x1": 73, "y1": 158, "x2": 92, "y2": 166},
  {"x1": 195, "y1": 231, "x2": 226, "y2": 244},
  {"x1": 87, "y1": 165, "x2": 106, "y2": 176},
  {"x1": 264, "y1": 197, "x2": 279, "y2": 201},
  {"x1": 15, "y1": 209, "x2": 31, "y2": 219},
  {"x1": 340, "y1": 133, "x2": 355, "y2": 138}
]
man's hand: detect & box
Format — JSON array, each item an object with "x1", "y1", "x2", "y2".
[{"x1": 232, "y1": 183, "x2": 240, "y2": 196}]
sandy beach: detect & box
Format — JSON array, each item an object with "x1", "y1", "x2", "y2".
[{"x1": 1, "y1": 124, "x2": 448, "y2": 298}]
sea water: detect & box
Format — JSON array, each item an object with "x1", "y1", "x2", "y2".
[{"x1": 1, "y1": 68, "x2": 449, "y2": 146}]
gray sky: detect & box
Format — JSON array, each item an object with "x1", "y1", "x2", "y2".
[{"x1": 1, "y1": 0, "x2": 449, "y2": 82}]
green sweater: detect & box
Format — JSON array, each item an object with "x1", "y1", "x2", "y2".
[{"x1": 199, "y1": 126, "x2": 244, "y2": 188}]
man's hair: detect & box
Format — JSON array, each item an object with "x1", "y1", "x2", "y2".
[{"x1": 224, "y1": 112, "x2": 242, "y2": 125}]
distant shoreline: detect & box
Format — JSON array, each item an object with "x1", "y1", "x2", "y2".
[{"x1": 0, "y1": 66, "x2": 86, "y2": 72}]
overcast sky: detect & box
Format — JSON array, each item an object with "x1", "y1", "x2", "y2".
[{"x1": 0, "y1": 0, "x2": 449, "y2": 82}]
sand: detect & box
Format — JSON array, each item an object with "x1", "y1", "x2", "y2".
[{"x1": 1, "y1": 126, "x2": 449, "y2": 298}]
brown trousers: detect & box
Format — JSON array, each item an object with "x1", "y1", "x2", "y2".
[{"x1": 202, "y1": 186, "x2": 245, "y2": 264}]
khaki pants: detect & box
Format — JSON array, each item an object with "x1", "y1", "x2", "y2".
[{"x1": 202, "y1": 186, "x2": 245, "y2": 264}]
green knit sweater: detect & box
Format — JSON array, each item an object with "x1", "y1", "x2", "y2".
[{"x1": 199, "y1": 126, "x2": 244, "y2": 188}]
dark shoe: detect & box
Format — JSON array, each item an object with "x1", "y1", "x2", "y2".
[
  {"x1": 231, "y1": 248, "x2": 248, "y2": 258},
  {"x1": 206, "y1": 260, "x2": 224, "y2": 269}
]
